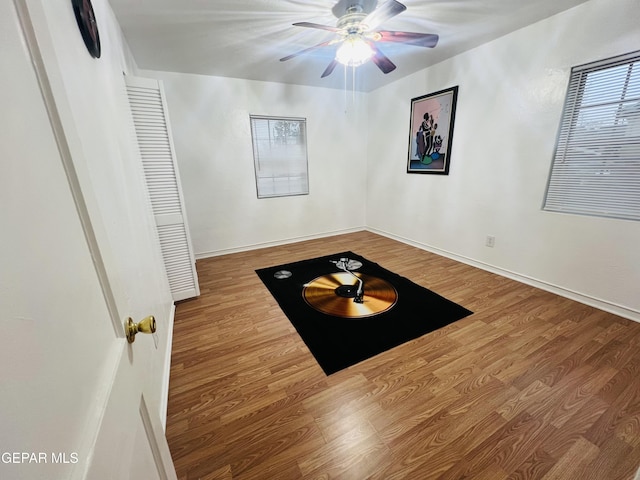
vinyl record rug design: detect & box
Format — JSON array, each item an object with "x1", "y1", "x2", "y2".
[{"x1": 303, "y1": 272, "x2": 397, "y2": 318}]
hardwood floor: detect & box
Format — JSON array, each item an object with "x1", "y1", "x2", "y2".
[{"x1": 166, "y1": 231, "x2": 640, "y2": 480}]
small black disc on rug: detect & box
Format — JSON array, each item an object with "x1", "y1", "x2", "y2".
[
  {"x1": 274, "y1": 270, "x2": 292, "y2": 279},
  {"x1": 303, "y1": 272, "x2": 397, "y2": 318}
]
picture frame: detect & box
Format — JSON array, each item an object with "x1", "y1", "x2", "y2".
[{"x1": 407, "y1": 86, "x2": 459, "y2": 174}]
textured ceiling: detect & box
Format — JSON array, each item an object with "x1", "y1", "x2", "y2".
[{"x1": 109, "y1": 0, "x2": 591, "y2": 92}]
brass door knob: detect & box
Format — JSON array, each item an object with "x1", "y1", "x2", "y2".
[{"x1": 125, "y1": 315, "x2": 156, "y2": 343}]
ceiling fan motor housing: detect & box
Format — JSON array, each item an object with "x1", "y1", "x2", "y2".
[
  {"x1": 337, "y1": 6, "x2": 368, "y2": 33},
  {"x1": 332, "y1": 0, "x2": 379, "y2": 19}
]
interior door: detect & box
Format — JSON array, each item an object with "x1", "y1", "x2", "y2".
[
  {"x1": 125, "y1": 75, "x2": 200, "y2": 302},
  {"x1": 1, "y1": 1, "x2": 177, "y2": 479}
]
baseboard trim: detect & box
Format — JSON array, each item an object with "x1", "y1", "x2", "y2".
[
  {"x1": 367, "y1": 227, "x2": 640, "y2": 324},
  {"x1": 159, "y1": 303, "x2": 176, "y2": 432},
  {"x1": 194, "y1": 227, "x2": 366, "y2": 260}
]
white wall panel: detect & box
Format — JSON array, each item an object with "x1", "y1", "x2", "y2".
[
  {"x1": 138, "y1": 71, "x2": 368, "y2": 257},
  {"x1": 140, "y1": 0, "x2": 639, "y2": 320},
  {"x1": 366, "y1": 0, "x2": 640, "y2": 319}
]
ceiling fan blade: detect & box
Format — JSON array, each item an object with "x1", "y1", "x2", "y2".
[
  {"x1": 377, "y1": 31, "x2": 439, "y2": 48},
  {"x1": 370, "y1": 44, "x2": 396, "y2": 74},
  {"x1": 362, "y1": 0, "x2": 407, "y2": 31},
  {"x1": 293, "y1": 22, "x2": 341, "y2": 32},
  {"x1": 280, "y1": 40, "x2": 334, "y2": 62},
  {"x1": 321, "y1": 59, "x2": 339, "y2": 78}
]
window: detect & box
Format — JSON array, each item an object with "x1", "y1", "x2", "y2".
[
  {"x1": 250, "y1": 115, "x2": 309, "y2": 198},
  {"x1": 543, "y1": 51, "x2": 640, "y2": 221}
]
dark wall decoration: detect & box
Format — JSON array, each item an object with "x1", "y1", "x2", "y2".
[
  {"x1": 407, "y1": 86, "x2": 459, "y2": 174},
  {"x1": 72, "y1": 0, "x2": 101, "y2": 58}
]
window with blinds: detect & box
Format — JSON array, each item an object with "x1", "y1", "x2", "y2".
[
  {"x1": 543, "y1": 50, "x2": 640, "y2": 221},
  {"x1": 250, "y1": 115, "x2": 309, "y2": 198}
]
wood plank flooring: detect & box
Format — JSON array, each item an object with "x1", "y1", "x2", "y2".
[{"x1": 166, "y1": 231, "x2": 640, "y2": 480}]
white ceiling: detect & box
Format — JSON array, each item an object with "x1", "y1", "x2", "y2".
[{"x1": 109, "y1": 0, "x2": 591, "y2": 92}]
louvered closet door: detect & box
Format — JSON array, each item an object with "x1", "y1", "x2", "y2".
[{"x1": 126, "y1": 76, "x2": 199, "y2": 301}]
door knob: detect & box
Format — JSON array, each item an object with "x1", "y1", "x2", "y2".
[{"x1": 125, "y1": 315, "x2": 156, "y2": 343}]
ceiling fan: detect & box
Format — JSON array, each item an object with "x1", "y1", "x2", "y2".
[{"x1": 280, "y1": 0, "x2": 439, "y2": 78}]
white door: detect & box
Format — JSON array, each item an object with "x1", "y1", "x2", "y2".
[{"x1": 1, "y1": 1, "x2": 177, "y2": 479}]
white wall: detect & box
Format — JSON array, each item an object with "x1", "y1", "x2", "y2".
[
  {"x1": 366, "y1": 0, "x2": 640, "y2": 320},
  {"x1": 139, "y1": 70, "x2": 368, "y2": 257},
  {"x1": 139, "y1": 0, "x2": 639, "y2": 321}
]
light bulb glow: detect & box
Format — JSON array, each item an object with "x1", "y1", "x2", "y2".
[{"x1": 335, "y1": 36, "x2": 374, "y2": 67}]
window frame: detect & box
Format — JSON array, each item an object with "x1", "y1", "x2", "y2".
[{"x1": 249, "y1": 115, "x2": 309, "y2": 199}]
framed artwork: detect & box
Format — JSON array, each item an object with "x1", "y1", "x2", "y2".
[{"x1": 407, "y1": 86, "x2": 459, "y2": 174}]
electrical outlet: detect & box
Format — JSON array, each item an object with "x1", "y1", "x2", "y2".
[{"x1": 486, "y1": 235, "x2": 496, "y2": 248}]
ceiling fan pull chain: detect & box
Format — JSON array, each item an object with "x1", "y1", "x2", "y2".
[
  {"x1": 344, "y1": 64, "x2": 348, "y2": 113},
  {"x1": 352, "y1": 64, "x2": 356, "y2": 104}
]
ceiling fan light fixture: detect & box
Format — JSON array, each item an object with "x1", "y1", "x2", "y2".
[
  {"x1": 283, "y1": 0, "x2": 437, "y2": 78},
  {"x1": 335, "y1": 35, "x2": 374, "y2": 67}
]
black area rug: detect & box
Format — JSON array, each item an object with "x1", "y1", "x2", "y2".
[{"x1": 255, "y1": 251, "x2": 473, "y2": 375}]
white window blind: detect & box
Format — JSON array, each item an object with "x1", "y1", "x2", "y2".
[
  {"x1": 543, "y1": 51, "x2": 640, "y2": 221},
  {"x1": 250, "y1": 115, "x2": 309, "y2": 198}
]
